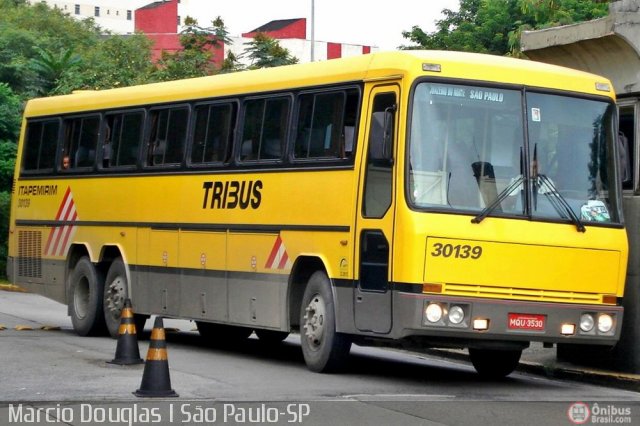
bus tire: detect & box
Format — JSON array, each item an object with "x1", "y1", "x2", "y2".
[
  {"x1": 69, "y1": 256, "x2": 106, "y2": 336},
  {"x1": 469, "y1": 348, "x2": 522, "y2": 379},
  {"x1": 300, "y1": 271, "x2": 351, "y2": 373},
  {"x1": 255, "y1": 329, "x2": 289, "y2": 344},
  {"x1": 103, "y1": 257, "x2": 148, "y2": 338}
]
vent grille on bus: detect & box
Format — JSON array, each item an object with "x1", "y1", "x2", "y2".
[
  {"x1": 18, "y1": 230, "x2": 42, "y2": 279},
  {"x1": 444, "y1": 283, "x2": 602, "y2": 304}
]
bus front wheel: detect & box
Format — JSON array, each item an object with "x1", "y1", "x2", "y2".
[
  {"x1": 469, "y1": 348, "x2": 522, "y2": 379},
  {"x1": 300, "y1": 271, "x2": 351, "y2": 373},
  {"x1": 69, "y1": 257, "x2": 106, "y2": 336}
]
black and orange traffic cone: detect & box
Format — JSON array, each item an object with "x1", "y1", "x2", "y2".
[
  {"x1": 133, "y1": 316, "x2": 178, "y2": 397},
  {"x1": 108, "y1": 299, "x2": 143, "y2": 365}
]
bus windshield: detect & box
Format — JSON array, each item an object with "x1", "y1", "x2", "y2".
[{"x1": 408, "y1": 81, "x2": 622, "y2": 226}]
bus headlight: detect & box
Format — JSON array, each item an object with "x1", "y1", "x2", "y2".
[
  {"x1": 448, "y1": 305, "x2": 465, "y2": 325},
  {"x1": 579, "y1": 314, "x2": 594, "y2": 332},
  {"x1": 597, "y1": 314, "x2": 614, "y2": 333},
  {"x1": 425, "y1": 303, "x2": 443, "y2": 323}
]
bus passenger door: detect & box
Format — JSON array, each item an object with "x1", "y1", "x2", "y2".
[{"x1": 354, "y1": 86, "x2": 398, "y2": 333}]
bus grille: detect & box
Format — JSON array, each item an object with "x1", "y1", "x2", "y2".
[
  {"x1": 445, "y1": 283, "x2": 602, "y2": 304},
  {"x1": 18, "y1": 230, "x2": 42, "y2": 279}
]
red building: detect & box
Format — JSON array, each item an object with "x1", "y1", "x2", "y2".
[
  {"x1": 242, "y1": 18, "x2": 307, "y2": 39},
  {"x1": 134, "y1": 1, "x2": 374, "y2": 65}
]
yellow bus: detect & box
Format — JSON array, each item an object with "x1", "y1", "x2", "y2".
[{"x1": 7, "y1": 51, "x2": 627, "y2": 377}]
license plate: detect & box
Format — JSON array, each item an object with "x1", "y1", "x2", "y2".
[{"x1": 508, "y1": 313, "x2": 546, "y2": 331}]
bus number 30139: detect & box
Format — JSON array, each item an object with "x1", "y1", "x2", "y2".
[{"x1": 431, "y1": 243, "x2": 483, "y2": 259}]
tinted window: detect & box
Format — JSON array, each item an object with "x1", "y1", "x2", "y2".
[
  {"x1": 62, "y1": 115, "x2": 100, "y2": 170},
  {"x1": 294, "y1": 89, "x2": 359, "y2": 159},
  {"x1": 191, "y1": 103, "x2": 235, "y2": 165},
  {"x1": 104, "y1": 111, "x2": 143, "y2": 168},
  {"x1": 240, "y1": 97, "x2": 290, "y2": 161},
  {"x1": 23, "y1": 120, "x2": 59, "y2": 172},
  {"x1": 146, "y1": 107, "x2": 189, "y2": 166}
]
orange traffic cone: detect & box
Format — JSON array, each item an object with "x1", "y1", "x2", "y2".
[
  {"x1": 133, "y1": 316, "x2": 178, "y2": 397},
  {"x1": 108, "y1": 299, "x2": 143, "y2": 365}
]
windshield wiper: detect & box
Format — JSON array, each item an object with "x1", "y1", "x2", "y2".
[
  {"x1": 537, "y1": 174, "x2": 586, "y2": 233},
  {"x1": 471, "y1": 175, "x2": 523, "y2": 224}
]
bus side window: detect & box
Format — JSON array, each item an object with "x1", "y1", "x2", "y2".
[
  {"x1": 103, "y1": 111, "x2": 143, "y2": 168},
  {"x1": 61, "y1": 115, "x2": 99, "y2": 170},
  {"x1": 293, "y1": 88, "x2": 359, "y2": 160},
  {"x1": 191, "y1": 103, "x2": 236, "y2": 165},
  {"x1": 240, "y1": 97, "x2": 289, "y2": 162},
  {"x1": 146, "y1": 107, "x2": 188, "y2": 166},
  {"x1": 22, "y1": 120, "x2": 59, "y2": 173}
]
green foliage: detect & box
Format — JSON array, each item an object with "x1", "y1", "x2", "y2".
[
  {"x1": 244, "y1": 32, "x2": 298, "y2": 69},
  {"x1": 401, "y1": 0, "x2": 610, "y2": 56},
  {"x1": 0, "y1": 1, "x2": 154, "y2": 96},
  {"x1": 219, "y1": 51, "x2": 244, "y2": 74},
  {"x1": 212, "y1": 16, "x2": 233, "y2": 47},
  {"x1": 0, "y1": 141, "x2": 16, "y2": 193},
  {"x1": 30, "y1": 47, "x2": 82, "y2": 95},
  {"x1": 56, "y1": 34, "x2": 154, "y2": 92},
  {"x1": 0, "y1": 190, "x2": 9, "y2": 279},
  {"x1": 0, "y1": 83, "x2": 21, "y2": 142}
]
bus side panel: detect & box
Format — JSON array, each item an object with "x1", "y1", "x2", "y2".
[
  {"x1": 226, "y1": 232, "x2": 288, "y2": 330},
  {"x1": 178, "y1": 231, "x2": 228, "y2": 322}
]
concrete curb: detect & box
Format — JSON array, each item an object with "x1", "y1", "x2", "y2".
[{"x1": 426, "y1": 349, "x2": 640, "y2": 391}]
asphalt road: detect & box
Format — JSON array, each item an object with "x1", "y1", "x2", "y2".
[{"x1": 0, "y1": 290, "x2": 639, "y2": 426}]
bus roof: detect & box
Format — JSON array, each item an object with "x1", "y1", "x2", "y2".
[{"x1": 24, "y1": 50, "x2": 614, "y2": 117}]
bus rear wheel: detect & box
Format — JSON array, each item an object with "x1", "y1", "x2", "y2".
[
  {"x1": 69, "y1": 257, "x2": 106, "y2": 336},
  {"x1": 469, "y1": 348, "x2": 522, "y2": 379},
  {"x1": 103, "y1": 257, "x2": 148, "y2": 338},
  {"x1": 300, "y1": 271, "x2": 351, "y2": 373}
]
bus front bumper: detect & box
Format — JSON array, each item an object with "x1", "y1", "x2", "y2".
[{"x1": 395, "y1": 292, "x2": 623, "y2": 347}]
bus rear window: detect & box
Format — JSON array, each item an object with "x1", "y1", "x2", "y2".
[{"x1": 22, "y1": 120, "x2": 59, "y2": 172}]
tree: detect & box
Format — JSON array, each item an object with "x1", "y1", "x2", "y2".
[
  {"x1": 243, "y1": 32, "x2": 298, "y2": 69},
  {"x1": 0, "y1": 1, "x2": 154, "y2": 96},
  {"x1": 0, "y1": 82, "x2": 21, "y2": 143},
  {"x1": 152, "y1": 16, "x2": 217, "y2": 81},
  {"x1": 212, "y1": 16, "x2": 233, "y2": 47},
  {"x1": 0, "y1": 82, "x2": 20, "y2": 280},
  {"x1": 30, "y1": 47, "x2": 81, "y2": 95},
  {"x1": 219, "y1": 51, "x2": 244, "y2": 74},
  {"x1": 56, "y1": 33, "x2": 154, "y2": 92},
  {"x1": 401, "y1": 0, "x2": 610, "y2": 56}
]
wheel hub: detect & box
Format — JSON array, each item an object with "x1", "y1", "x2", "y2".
[
  {"x1": 105, "y1": 276, "x2": 126, "y2": 318},
  {"x1": 303, "y1": 295, "x2": 326, "y2": 348}
]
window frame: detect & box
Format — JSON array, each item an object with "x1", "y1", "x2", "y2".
[
  {"x1": 59, "y1": 113, "x2": 101, "y2": 174},
  {"x1": 100, "y1": 108, "x2": 146, "y2": 172},
  {"x1": 142, "y1": 104, "x2": 191, "y2": 170},
  {"x1": 21, "y1": 118, "x2": 61, "y2": 175},
  {"x1": 187, "y1": 99, "x2": 238, "y2": 169},
  {"x1": 236, "y1": 94, "x2": 293, "y2": 165},
  {"x1": 291, "y1": 86, "x2": 361, "y2": 164}
]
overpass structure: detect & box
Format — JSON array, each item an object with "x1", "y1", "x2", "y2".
[{"x1": 521, "y1": 0, "x2": 640, "y2": 373}]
